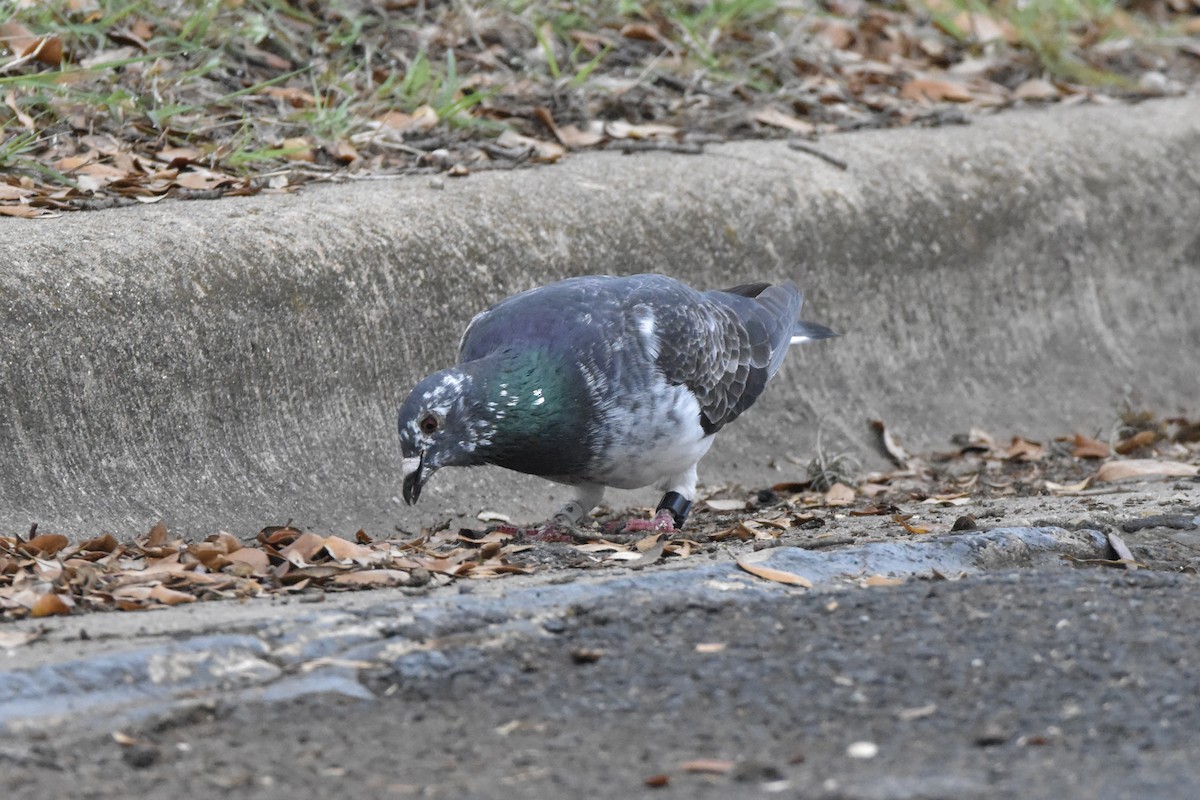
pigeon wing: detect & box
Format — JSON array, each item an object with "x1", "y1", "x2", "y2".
[{"x1": 651, "y1": 283, "x2": 801, "y2": 435}]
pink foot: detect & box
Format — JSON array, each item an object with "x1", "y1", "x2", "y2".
[{"x1": 620, "y1": 509, "x2": 677, "y2": 534}]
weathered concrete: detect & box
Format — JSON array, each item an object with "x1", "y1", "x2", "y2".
[
  {"x1": 1, "y1": 97, "x2": 1198, "y2": 537},
  {"x1": 0, "y1": 527, "x2": 1106, "y2": 732}
]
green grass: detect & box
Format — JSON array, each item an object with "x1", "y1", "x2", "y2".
[{"x1": 919, "y1": 0, "x2": 1139, "y2": 85}]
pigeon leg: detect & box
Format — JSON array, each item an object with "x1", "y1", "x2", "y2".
[
  {"x1": 621, "y1": 466, "x2": 698, "y2": 533},
  {"x1": 553, "y1": 483, "x2": 605, "y2": 527}
]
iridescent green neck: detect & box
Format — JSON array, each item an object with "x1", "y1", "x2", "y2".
[{"x1": 466, "y1": 349, "x2": 593, "y2": 477}]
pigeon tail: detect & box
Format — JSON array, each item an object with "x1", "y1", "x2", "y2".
[{"x1": 791, "y1": 320, "x2": 840, "y2": 345}]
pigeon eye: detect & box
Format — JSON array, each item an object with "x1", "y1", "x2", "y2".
[{"x1": 419, "y1": 414, "x2": 440, "y2": 435}]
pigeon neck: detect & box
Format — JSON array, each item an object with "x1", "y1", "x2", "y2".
[{"x1": 466, "y1": 350, "x2": 593, "y2": 477}]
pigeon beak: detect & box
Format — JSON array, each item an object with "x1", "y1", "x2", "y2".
[{"x1": 401, "y1": 452, "x2": 425, "y2": 505}]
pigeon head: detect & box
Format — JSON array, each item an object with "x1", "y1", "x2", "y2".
[{"x1": 397, "y1": 368, "x2": 487, "y2": 505}]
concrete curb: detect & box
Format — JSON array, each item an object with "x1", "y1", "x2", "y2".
[
  {"x1": 0, "y1": 527, "x2": 1107, "y2": 734},
  {"x1": 1, "y1": 97, "x2": 1198, "y2": 536}
]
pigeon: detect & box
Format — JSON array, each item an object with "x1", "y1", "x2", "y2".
[{"x1": 398, "y1": 273, "x2": 837, "y2": 531}]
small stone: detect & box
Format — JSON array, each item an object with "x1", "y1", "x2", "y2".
[
  {"x1": 122, "y1": 744, "x2": 160, "y2": 769},
  {"x1": 1138, "y1": 71, "x2": 1169, "y2": 96},
  {"x1": 846, "y1": 741, "x2": 878, "y2": 759}
]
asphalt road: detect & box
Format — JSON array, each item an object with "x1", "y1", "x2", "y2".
[{"x1": 5, "y1": 564, "x2": 1197, "y2": 800}]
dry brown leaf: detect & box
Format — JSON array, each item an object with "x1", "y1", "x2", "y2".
[
  {"x1": 323, "y1": 536, "x2": 381, "y2": 566},
  {"x1": 1014, "y1": 78, "x2": 1060, "y2": 101},
  {"x1": 30, "y1": 592, "x2": 73, "y2": 618},
  {"x1": 1115, "y1": 430, "x2": 1158, "y2": 454},
  {"x1": 279, "y1": 531, "x2": 328, "y2": 565},
  {"x1": 281, "y1": 137, "x2": 316, "y2": 162},
  {"x1": 21, "y1": 533, "x2": 69, "y2": 556},
  {"x1": 0, "y1": 22, "x2": 64, "y2": 65},
  {"x1": 893, "y1": 513, "x2": 932, "y2": 534},
  {"x1": 693, "y1": 643, "x2": 726, "y2": 654},
  {"x1": 225, "y1": 548, "x2": 270, "y2": 573},
  {"x1": 900, "y1": 78, "x2": 973, "y2": 103},
  {"x1": 1045, "y1": 477, "x2": 1091, "y2": 494},
  {"x1": 1107, "y1": 531, "x2": 1138, "y2": 571},
  {"x1": 146, "y1": 520, "x2": 169, "y2": 548},
  {"x1": 331, "y1": 569, "x2": 410, "y2": 587},
  {"x1": 752, "y1": 106, "x2": 816, "y2": 135},
  {"x1": 557, "y1": 124, "x2": 605, "y2": 148},
  {"x1": 495, "y1": 129, "x2": 565, "y2": 162},
  {"x1": 1095, "y1": 459, "x2": 1198, "y2": 482},
  {"x1": 264, "y1": 86, "x2": 316, "y2": 107},
  {"x1": 737, "y1": 559, "x2": 814, "y2": 588},
  {"x1": 1006, "y1": 436, "x2": 1045, "y2": 461},
  {"x1": 824, "y1": 482, "x2": 856, "y2": 506},
  {"x1": 0, "y1": 205, "x2": 50, "y2": 219},
  {"x1": 603, "y1": 120, "x2": 679, "y2": 140},
  {"x1": 870, "y1": 419, "x2": 914, "y2": 469},
  {"x1": 1070, "y1": 433, "x2": 1111, "y2": 459},
  {"x1": 149, "y1": 585, "x2": 195, "y2": 605},
  {"x1": 620, "y1": 22, "x2": 666, "y2": 42},
  {"x1": 920, "y1": 493, "x2": 970, "y2": 507},
  {"x1": 705, "y1": 498, "x2": 747, "y2": 512},
  {"x1": 378, "y1": 105, "x2": 438, "y2": 134},
  {"x1": 863, "y1": 574, "x2": 906, "y2": 587}
]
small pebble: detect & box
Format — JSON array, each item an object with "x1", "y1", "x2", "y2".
[{"x1": 846, "y1": 741, "x2": 878, "y2": 759}]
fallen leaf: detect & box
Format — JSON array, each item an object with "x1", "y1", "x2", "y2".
[
  {"x1": 557, "y1": 124, "x2": 605, "y2": 148},
  {"x1": 149, "y1": 585, "x2": 195, "y2": 605},
  {"x1": 30, "y1": 593, "x2": 73, "y2": 618},
  {"x1": 680, "y1": 759, "x2": 735, "y2": 774},
  {"x1": 1006, "y1": 436, "x2": 1045, "y2": 461},
  {"x1": 620, "y1": 22, "x2": 666, "y2": 42},
  {"x1": 0, "y1": 22, "x2": 63, "y2": 65},
  {"x1": 823, "y1": 482, "x2": 856, "y2": 506},
  {"x1": 602, "y1": 120, "x2": 679, "y2": 140},
  {"x1": 644, "y1": 774, "x2": 670, "y2": 788},
  {"x1": 331, "y1": 569, "x2": 411, "y2": 586},
  {"x1": 225, "y1": 548, "x2": 270, "y2": 573},
  {"x1": 495, "y1": 129, "x2": 565, "y2": 162},
  {"x1": 264, "y1": 86, "x2": 316, "y2": 107},
  {"x1": 281, "y1": 137, "x2": 315, "y2": 162},
  {"x1": 752, "y1": 107, "x2": 815, "y2": 135},
  {"x1": 477, "y1": 510, "x2": 513, "y2": 524},
  {"x1": 705, "y1": 498, "x2": 746, "y2": 512},
  {"x1": 893, "y1": 513, "x2": 932, "y2": 534},
  {"x1": 863, "y1": 574, "x2": 906, "y2": 587},
  {"x1": 1014, "y1": 78, "x2": 1060, "y2": 101},
  {"x1": 900, "y1": 78, "x2": 973, "y2": 103},
  {"x1": 146, "y1": 520, "x2": 169, "y2": 548},
  {"x1": 21, "y1": 533, "x2": 69, "y2": 556},
  {"x1": 870, "y1": 419, "x2": 914, "y2": 468},
  {"x1": 920, "y1": 493, "x2": 971, "y2": 506},
  {"x1": 1106, "y1": 531, "x2": 1137, "y2": 571},
  {"x1": 1115, "y1": 430, "x2": 1158, "y2": 454},
  {"x1": 279, "y1": 531, "x2": 328, "y2": 565},
  {"x1": 0, "y1": 204, "x2": 50, "y2": 218},
  {"x1": 1069, "y1": 433, "x2": 1111, "y2": 459},
  {"x1": 1045, "y1": 477, "x2": 1091, "y2": 494},
  {"x1": 1095, "y1": 459, "x2": 1198, "y2": 482},
  {"x1": 737, "y1": 560, "x2": 814, "y2": 587},
  {"x1": 323, "y1": 536, "x2": 381, "y2": 566},
  {"x1": 694, "y1": 642, "x2": 726, "y2": 654}
]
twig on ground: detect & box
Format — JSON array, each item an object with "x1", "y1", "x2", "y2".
[{"x1": 787, "y1": 141, "x2": 849, "y2": 170}]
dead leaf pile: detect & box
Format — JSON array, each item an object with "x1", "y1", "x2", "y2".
[{"x1": 0, "y1": 520, "x2": 534, "y2": 621}]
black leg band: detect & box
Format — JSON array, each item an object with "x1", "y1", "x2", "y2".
[{"x1": 656, "y1": 492, "x2": 693, "y2": 528}]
